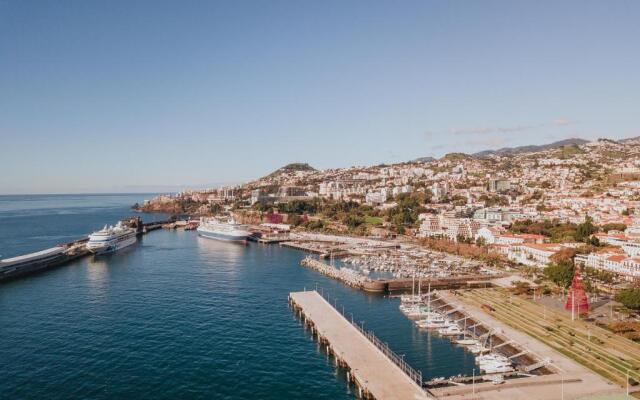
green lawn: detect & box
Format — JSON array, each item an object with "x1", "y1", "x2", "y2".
[{"x1": 364, "y1": 216, "x2": 383, "y2": 225}]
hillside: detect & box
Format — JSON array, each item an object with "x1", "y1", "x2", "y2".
[
  {"x1": 265, "y1": 163, "x2": 316, "y2": 178},
  {"x1": 473, "y1": 138, "x2": 590, "y2": 157}
]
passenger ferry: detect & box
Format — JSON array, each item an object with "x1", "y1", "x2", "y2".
[
  {"x1": 87, "y1": 222, "x2": 137, "y2": 255},
  {"x1": 197, "y1": 217, "x2": 250, "y2": 242}
]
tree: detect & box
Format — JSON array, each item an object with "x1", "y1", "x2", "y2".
[
  {"x1": 615, "y1": 289, "x2": 640, "y2": 310},
  {"x1": 600, "y1": 223, "x2": 627, "y2": 233},
  {"x1": 544, "y1": 263, "x2": 574, "y2": 288},
  {"x1": 288, "y1": 214, "x2": 304, "y2": 226},
  {"x1": 575, "y1": 216, "x2": 596, "y2": 242},
  {"x1": 550, "y1": 247, "x2": 576, "y2": 266},
  {"x1": 345, "y1": 215, "x2": 365, "y2": 229}
]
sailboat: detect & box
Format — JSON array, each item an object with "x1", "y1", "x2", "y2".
[
  {"x1": 416, "y1": 283, "x2": 448, "y2": 328},
  {"x1": 453, "y1": 318, "x2": 477, "y2": 345}
]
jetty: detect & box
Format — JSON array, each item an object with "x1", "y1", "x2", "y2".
[{"x1": 289, "y1": 290, "x2": 431, "y2": 400}]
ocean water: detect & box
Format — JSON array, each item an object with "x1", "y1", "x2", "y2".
[{"x1": 0, "y1": 194, "x2": 476, "y2": 399}]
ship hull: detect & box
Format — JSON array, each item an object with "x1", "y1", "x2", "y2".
[{"x1": 197, "y1": 229, "x2": 249, "y2": 243}]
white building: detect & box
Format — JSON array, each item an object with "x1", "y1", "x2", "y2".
[
  {"x1": 419, "y1": 214, "x2": 480, "y2": 241},
  {"x1": 507, "y1": 243, "x2": 563, "y2": 268},
  {"x1": 575, "y1": 251, "x2": 640, "y2": 280}
]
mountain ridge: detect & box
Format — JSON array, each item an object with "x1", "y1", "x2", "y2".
[{"x1": 472, "y1": 138, "x2": 590, "y2": 157}]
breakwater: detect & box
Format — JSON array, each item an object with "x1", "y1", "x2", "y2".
[{"x1": 300, "y1": 257, "x2": 369, "y2": 289}]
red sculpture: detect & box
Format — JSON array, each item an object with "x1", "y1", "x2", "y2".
[{"x1": 565, "y1": 264, "x2": 589, "y2": 315}]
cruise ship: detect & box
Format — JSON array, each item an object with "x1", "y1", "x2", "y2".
[
  {"x1": 197, "y1": 217, "x2": 251, "y2": 242},
  {"x1": 87, "y1": 221, "x2": 137, "y2": 254}
]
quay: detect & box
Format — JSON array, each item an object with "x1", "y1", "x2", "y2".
[{"x1": 289, "y1": 290, "x2": 431, "y2": 400}]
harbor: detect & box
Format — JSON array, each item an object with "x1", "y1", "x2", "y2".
[{"x1": 0, "y1": 196, "x2": 633, "y2": 399}]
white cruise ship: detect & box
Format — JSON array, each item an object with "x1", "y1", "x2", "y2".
[
  {"x1": 87, "y1": 221, "x2": 137, "y2": 254},
  {"x1": 197, "y1": 217, "x2": 250, "y2": 242}
]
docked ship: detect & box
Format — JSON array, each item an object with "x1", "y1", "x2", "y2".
[
  {"x1": 197, "y1": 217, "x2": 251, "y2": 242},
  {"x1": 87, "y1": 221, "x2": 137, "y2": 255}
]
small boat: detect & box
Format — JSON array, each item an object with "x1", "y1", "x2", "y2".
[
  {"x1": 468, "y1": 343, "x2": 490, "y2": 354},
  {"x1": 438, "y1": 324, "x2": 463, "y2": 336},
  {"x1": 416, "y1": 318, "x2": 449, "y2": 329},
  {"x1": 453, "y1": 338, "x2": 478, "y2": 346},
  {"x1": 476, "y1": 353, "x2": 514, "y2": 374}
]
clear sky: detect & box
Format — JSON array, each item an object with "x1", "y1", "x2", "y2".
[{"x1": 1, "y1": 0, "x2": 639, "y2": 194}]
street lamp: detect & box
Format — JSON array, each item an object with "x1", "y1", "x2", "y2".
[
  {"x1": 627, "y1": 369, "x2": 630, "y2": 397},
  {"x1": 472, "y1": 368, "x2": 475, "y2": 397}
]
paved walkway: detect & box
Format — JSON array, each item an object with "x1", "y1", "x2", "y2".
[{"x1": 290, "y1": 290, "x2": 430, "y2": 400}]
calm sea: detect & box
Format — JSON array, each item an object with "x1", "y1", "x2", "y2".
[{"x1": 0, "y1": 194, "x2": 475, "y2": 399}]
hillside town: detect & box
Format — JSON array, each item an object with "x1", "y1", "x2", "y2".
[{"x1": 139, "y1": 137, "x2": 640, "y2": 293}]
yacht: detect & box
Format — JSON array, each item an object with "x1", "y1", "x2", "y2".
[
  {"x1": 87, "y1": 222, "x2": 137, "y2": 255},
  {"x1": 476, "y1": 353, "x2": 514, "y2": 374},
  {"x1": 453, "y1": 338, "x2": 479, "y2": 346},
  {"x1": 468, "y1": 343, "x2": 490, "y2": 354},
  {"x1": 416, "y1": 315, "x2": 449, "y2": 329},
  {"x1": 197, "y1": 216, "x2": 250, "y2": 242},
  {"x1": 438, "y1": 324, "x2": 464, "y2": 336}
]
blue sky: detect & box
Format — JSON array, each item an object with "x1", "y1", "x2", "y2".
[{"x1": 1, "y1": 0, "x2": 639, "y2": 194}]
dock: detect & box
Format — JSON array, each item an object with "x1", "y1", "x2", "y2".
[{"x1": 289, "y1": 290, "x2": 431, "y2": 400}]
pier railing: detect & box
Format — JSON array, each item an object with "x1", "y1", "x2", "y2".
[{"x1": 315, "y1": 288, "x2": 424, "y2": 389}]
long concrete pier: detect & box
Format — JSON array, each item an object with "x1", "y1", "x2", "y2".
[{"x1": 289, "y1": 290, "x2": 431, "y2": 400}]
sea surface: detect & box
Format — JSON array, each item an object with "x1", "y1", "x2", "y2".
[{"x1": 0, "y1": 194, "x2": 476, "y2": 399}]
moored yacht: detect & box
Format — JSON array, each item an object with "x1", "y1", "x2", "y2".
[
  {"x1": 87, "y1": 222, "x2": 137, "y2": 255},
  {"x1": 476, "y1": 353, "x2": 514, "y2": 374},
  {"x1": 416, "y1": 314, "x2": 449, "y2": 329},
  {"x1": 438, "y1": 324, "x2": 463, "y2": 336}
]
